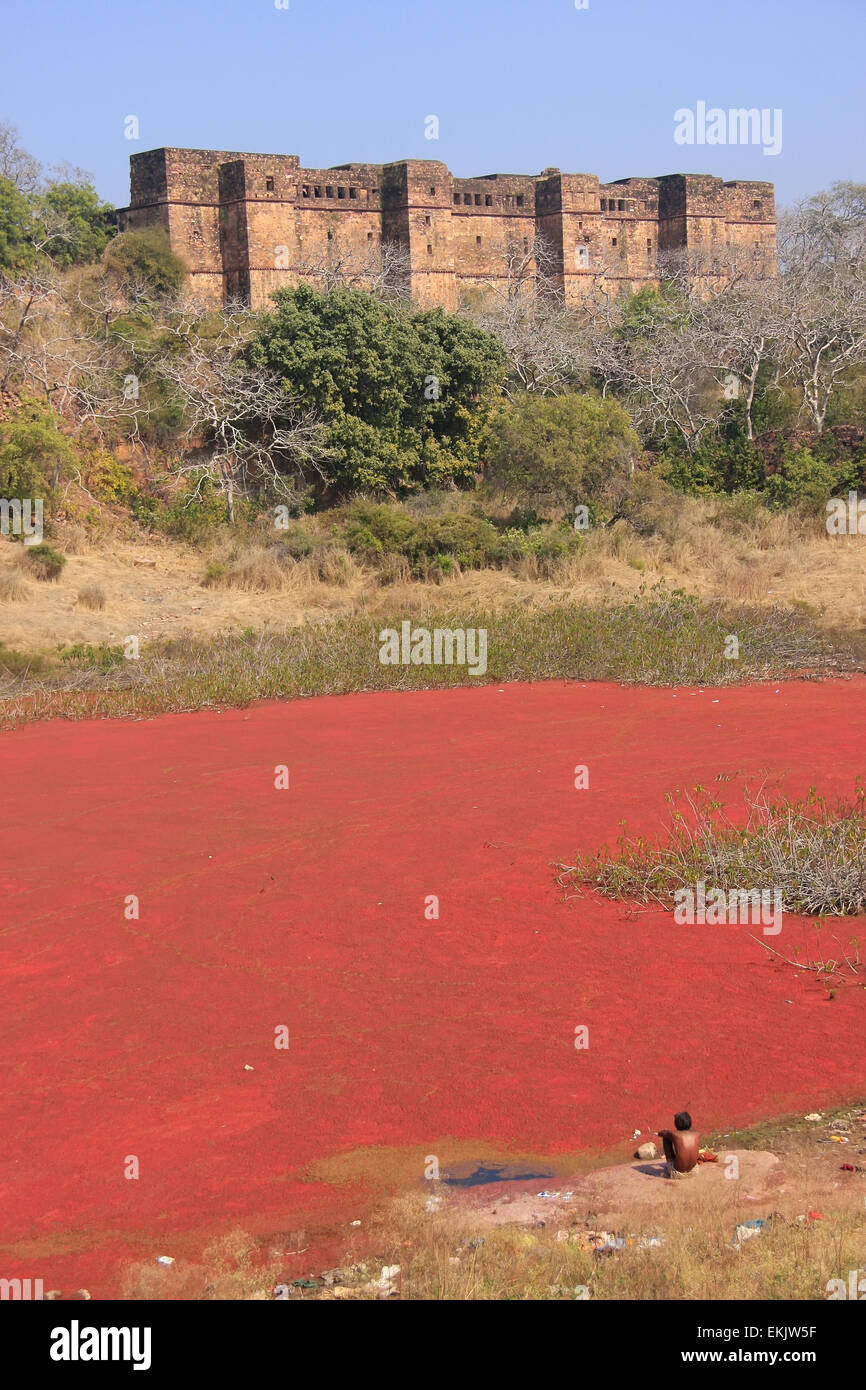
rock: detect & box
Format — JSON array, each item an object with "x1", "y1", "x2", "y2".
[
  {"x1": 134, "y1": 559, "x2": 157, "y2": 569},
  {"x1": 636, "y1": 1142, "x2": 658, "y2": 1160}
]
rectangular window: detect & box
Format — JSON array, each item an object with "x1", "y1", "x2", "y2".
[
  {"x1": 349, "y1": 187, "x2": 357, "y2": 199},
  {"x1": 612, "y1": 237, "x2": 617, "y2": 246},
  {"x1": 516, "y1": 194, "x2": 524, "y2": 207},
  {"x1": 326, "y1": 185, "x2": 333, "y2": 198},
  {"x1": 367, "y1": 231, "x2": 374, "y2": 241},
  {"x1": 337, "y1": 187, "x2": 345, "y2": 198},
  {"x1": 474, "y1": 194, "x2": 482, "y2": 205},
  {"x1": 647, "y1": 238, "x2": 652, "y2": 253},
  {"x1": 425, "y1": 214, "x2": 431, "y2": 225},
  {"x1": 314, "y1": 186, "x2": 322, "y2": 198},
  {"x1": 600, "y1": 198, "x2": 606, "y2": 211},
  {"x1": 430, "y1": 185, "x2": 436, "y2": 195},
  {"x1": 302, "y1": 185, "x2": 310, "y2": 198},
  {"x1": 427, "y1": 243, "x2": 433, "y2": 255},
  {"x1": 453, "y1": 193, "x2": 460, "y2": 204},
  {"x1": 327, "y1": 229, "x2": 334, "y2": 240},
  {"x1": 464, "y1": 193, "x2": 472, "y2": 205},
  {"x1": 618, "y1": 199, "x2": 625, "y2": 211},
  {"x1": 265, "y1": 176, "x2": 275, "y2": 193},
  {"x1": 476, "y1": 235, "x2": 482, "y2": 246},
  {"x1": 485, "y1": 195, "x2": 492, "y2": 206}
]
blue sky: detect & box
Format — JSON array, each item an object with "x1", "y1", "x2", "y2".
[{"x1": 4, "y1": 0, "x2": 863, "y2": 208}]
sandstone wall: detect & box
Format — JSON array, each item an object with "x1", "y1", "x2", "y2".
[{"x1": 120, "y1": 148, "x2": 777, "y2": 310}]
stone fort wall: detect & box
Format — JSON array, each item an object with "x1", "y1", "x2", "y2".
[{"x1": 120, "y1": 147, "x2": 777, "y2": 310}]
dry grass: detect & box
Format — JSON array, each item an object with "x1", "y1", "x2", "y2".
[
  {"x1": 0, "y1": 493, "x2": 863, "y2": 656},
  {"x1": 54, "y1": 522, "x2": 89, "y2": 556},
  {"x1": 561, "y1": 780, "x2": 866, "y2": 922},
  {"x1": 76, "y1": 584, "x2": 106, "y2": 611},
  {"x1": 0, "y1": 594, "x2": 857, "y2": 728},
  {"x1": 0, "y1": 572, "x2": 30, "y2": 602},
  {"x1": 335, "y1": 1189, "x2": 866, "y2": 1301},
  {"x1": 117, "y1": 1105, "x2": 866, "y2": 1301}
]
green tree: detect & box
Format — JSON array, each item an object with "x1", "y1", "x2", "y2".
[
  {"x1": 248, "y1": 284, "x2": 505, "y2": 493},
  {"x1": 484, "y1": 392, "x2": 641, "y2": 509},
  {"x1": 40, "y1": 181, "x2": 114, "y2": 267},
  {"x1": 0, "y1": 398, "x2": 76, "y2": 501},
  {"x1": 0, "y1": 175, "x2": 36, "y2": 272}
]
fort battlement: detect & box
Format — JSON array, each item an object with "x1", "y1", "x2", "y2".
[{"x1": 119, "y1": 147, "x2": 776, "y2": 310}]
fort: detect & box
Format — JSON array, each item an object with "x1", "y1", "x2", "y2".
[{"x1": 119, "y1": 147, "x2": 777, "y2": 310}]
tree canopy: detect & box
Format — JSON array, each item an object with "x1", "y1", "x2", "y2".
[{"x1": 248, "y1": 284, "x2": 506, "y2": 492}]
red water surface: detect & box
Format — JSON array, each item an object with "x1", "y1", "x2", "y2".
[{"x1": 1, "y1": 679, "x2": 865, "y2": 1297}]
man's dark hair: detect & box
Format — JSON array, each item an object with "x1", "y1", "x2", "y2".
[{"x1": 674, "y1": 1111, "x2": 692, "y2": 1131}]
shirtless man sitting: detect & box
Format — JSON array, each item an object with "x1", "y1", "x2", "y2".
[{"x1": 657, "y1": 1111, "x2": 700, "y2": 1179}]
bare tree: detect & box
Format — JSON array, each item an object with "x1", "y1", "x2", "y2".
[
  {"x1": 468, "y1": 233, "x2": 592, "y2": 396},
  {"x1": 657, "y1": 249, "x2": 780, "y2": 440},
  {"x1": 153, "y1": 298, "x2": 331, "y2": 521},
  {"x1": 294, "y1": 237, "x2": 412, "y2": 299},
  {"x1": 0, "y1": 266, "x2": 59, "y2": 391},
  {"x1": 0, "y1": 121, "x2": 42, "y2": 194},
  {"x1": 773, "y1": 184, "x2": 866, "y2": 433}
]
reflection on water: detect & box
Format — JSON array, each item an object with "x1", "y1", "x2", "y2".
[{"x1": 442, "y1": 1162, "x2": 553, "y2": 1188}]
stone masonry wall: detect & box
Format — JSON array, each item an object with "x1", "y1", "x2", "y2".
[{"x1": 119, "y1": 148, "x2": 776, "y2": 310}]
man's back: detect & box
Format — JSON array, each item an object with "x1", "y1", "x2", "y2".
[{"x1": 670, "y1": 1129, "x2": 700, "y2": 1172}]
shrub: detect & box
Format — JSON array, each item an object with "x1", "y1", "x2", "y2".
[
  {"x1": 484, "y1": 393, "x2": 641, "y2": 509},
  {"x1": 615, "y1": 474, "x2": 685, "y2": 540},
  {"x1": 154, "y1": 488, "x2": 228, "y2": 543},
  {"x1": 561, "y1": 781, "x2": 866, "y2": 919},
  {"x1": 57, "y1": 642, "x2": 124, "y2": 668},
  {"x1": 763, "y1": 446, "x2": 838, "y2": 508},
  {"x1": 0, "y1": 643, "x2": 48, "y2": 675},
  {"x1": 340, "y1": 501, "x2": 419, "y2": 559},
  {"x1": 83, "y1": 450, "x2": 136, "y2": 505},
  {"x1": 131, "y1": 491, "x2": 160, "y2": 529},
  {"x1": 101, "y1": 228, "x2": 187, "y2": 298},
  {"x1": 0, "y1": 398, "x2": 76, "y2": 501},
  {"x1": 22, "y1": 544, "x2": 66, "y2": 581},
  {"x1": 415, "y1": 514, "x2": 501, "y2": 567},
  {"x1": 273, "y1": 522, "x2": 317, "y2": 560},
  {"x1": 202, "y1": 560, "x2": 228, "y2": 588}
]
